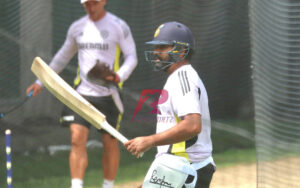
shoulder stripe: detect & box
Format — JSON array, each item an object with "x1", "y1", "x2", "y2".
[
  {"x1": 184, "y1": 71, "x2": 191, "y2": 92},
  {"x1": 178, "y1": 70, "x2": 191, "y2": 96},
  {"x1": 181, "y1": 71, "x2": 188, "y2": 94},
  {"x1": 178, "y1": 71, "x2": 185, "y2": 95}
]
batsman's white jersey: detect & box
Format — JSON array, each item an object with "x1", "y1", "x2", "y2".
[
  {"x1": 36, "y1": 12, "x2": 137, "y2": 99},
  {"x1": 156, "y1": 64, "x2": 213, "y2": 163}
]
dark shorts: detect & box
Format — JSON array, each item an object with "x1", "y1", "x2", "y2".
[
  {"x1": 195, "y1": 163, "x2": 215, "y2": 188},
  {"x1": 184, "y1": 163, "x2": 216, "y2": 188},
  {"x1": 60, "y1": 95, "x2": 122, "y2": 133}
]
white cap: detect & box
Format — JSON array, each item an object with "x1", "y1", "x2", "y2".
[{"x1": 81, "y1": 0, "x2": 101, "y2": 4}]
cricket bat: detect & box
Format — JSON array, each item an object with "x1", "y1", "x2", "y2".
[{"x1": 31, "y1": 57, "x2": 128, "y2": 144}]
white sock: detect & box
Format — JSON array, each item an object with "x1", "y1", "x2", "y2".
[
  {"x1": 71, "y1": 178, "x2": 83, "y2": 188},
  {"x1": 102, "y1": 179, "x2": 114, "y2": 188}
]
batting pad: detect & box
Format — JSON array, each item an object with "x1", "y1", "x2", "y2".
[{"x1": 142, "y1": 154, "x2": 197, "y2": 188}]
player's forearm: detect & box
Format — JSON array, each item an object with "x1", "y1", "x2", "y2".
[
  {"x1": 150, "y1": 126, "x2": 198, "y2": 147},
  {"x1": 149, "y1": 114, "x2": 201, "y2": 147},
  {"x1": 35, "y1": 54, "x2": 72, "y2": 86},
  {"x1": 49, "y1": 47, "x2": 77, "y2": 74},
  {"x1": 117, "y1": 53, "x2": 137, "y2": 82}
]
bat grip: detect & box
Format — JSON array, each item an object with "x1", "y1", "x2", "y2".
[
  {"x1": 28, "y1": 90, "x2": 34, "y2": 97},
  {"x1": 101, "y1": 121, "x2": 128, "y2": 144}
]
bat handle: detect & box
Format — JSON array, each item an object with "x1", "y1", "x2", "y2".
[
  {"x1": 28, "y1": 90, "x2": 34, "y2": 97},
  {"x1": 101, "y1": 121, "x2": 128, "y2": 144},
  {"x1": 100, "y1": 121, "x2": 144, "y2": 158}
]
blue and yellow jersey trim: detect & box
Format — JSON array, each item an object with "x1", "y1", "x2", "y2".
[
  {"x1": 167, "y1": 115, "x2": 198, "y2": 162},
  {"x1": 168, "y1": 116, "x2": 190, "y2": 161},
  {"x1": 73, "y1": 67, "x2": 81, "y2": 88},
  {"x1": 114, "y1": 45, "x2": 124, "y2": 89},
  {"x1": 113, "y1": 45, "x2": 124, "y2": 128}
]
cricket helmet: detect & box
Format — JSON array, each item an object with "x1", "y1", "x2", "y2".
[
  {"x1": 81, "y1": 0, "x2": 101, "y2": 4},
  {"x1": 144, "y1": 21, "x2": 195, "y2": 71}
]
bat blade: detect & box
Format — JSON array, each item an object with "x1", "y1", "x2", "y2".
[{"x1": 31, "y1": 57, "x2": 128, "y2": 144}]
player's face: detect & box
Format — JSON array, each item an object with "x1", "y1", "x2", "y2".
[
  {"x1": 154, "y1": 45, "x2": 173, "y2": 62},
  {"x1": 83, "y1": 0, "x2": 106, "y2": 21}
]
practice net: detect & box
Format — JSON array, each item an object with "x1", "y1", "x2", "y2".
[
  {"x1": 0, "y1": 0, "x2": 259, "y2": 187},
  {"x1": 250, "y1": 0, "x2": 300, "y2": 187}
]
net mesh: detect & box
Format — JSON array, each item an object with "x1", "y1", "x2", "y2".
[
  {"x1": 0, "y1": 0, "x2": 260, "y2": 187},
  {"x1": 250, "y1": 0, "x2": 300, "y2": 187}
]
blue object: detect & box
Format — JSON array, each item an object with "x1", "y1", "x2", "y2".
[
  {"x1": 5, "y1": 130, "x2": 12, "y2": 188},
  {"x1": 27, "y1": 90, "x2": 34, "y2": 97}
]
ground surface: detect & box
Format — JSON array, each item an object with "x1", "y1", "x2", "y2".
[
  {"x1": 115, "y1": 156, "x2": 300, "y2": 188},
  {"x1": 115, "y1": 162, "x2": 257, "y2": 188}
]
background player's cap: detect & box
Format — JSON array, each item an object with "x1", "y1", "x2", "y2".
[
  {"x1": 146, "y1": 21, "x2": 195, "y2": 49},
  {"x1": 81, "y1": 0, "x2": 101, "y2": 4}
]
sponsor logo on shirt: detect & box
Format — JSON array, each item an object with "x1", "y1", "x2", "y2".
[
  {"x1": 100, "y1": 30, "x2": 109, "y2": 39},
  {"x1": 78, "y1": 43, "x2": 109, "y2": 50}
]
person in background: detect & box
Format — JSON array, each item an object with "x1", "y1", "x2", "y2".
[{"x1": 26, "y1": 0, "x2": 137, "y2": 187}]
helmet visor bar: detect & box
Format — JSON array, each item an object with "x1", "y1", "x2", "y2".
[
  {"x1": 144, "y1": 51, "x2": 173, "y2": 71},
  {"x1": 144, "y1": 43, "x2": 190, "y2": 71}
]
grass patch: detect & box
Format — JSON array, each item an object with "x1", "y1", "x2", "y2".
[
  {"x1": 211, "y1": 119, "x2": 255, "y2": 152},
  {"x1": 214, "y1": 148, "x2": 256, "y2": 167}
]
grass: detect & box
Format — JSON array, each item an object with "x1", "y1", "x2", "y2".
[
  {"x1": 211, "y1": 118, "x2": 255, "y2": 153},
  {"x1": 214, "y1": 148, "x2": 256, "y2": 167},
  {"x1": 0, "y1": 147, "x2": 256, "y2": 188}
]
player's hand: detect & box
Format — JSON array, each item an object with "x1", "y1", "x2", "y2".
[
  {"x1": 87, "y1": 60, "x2": 120, "y2": 84},
  {"x1": 26, "y1": 83, "x2": 42, "y2": 97},
  {"x1": 124, "y1": 136, "x2": 153, "y2": 158}
]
